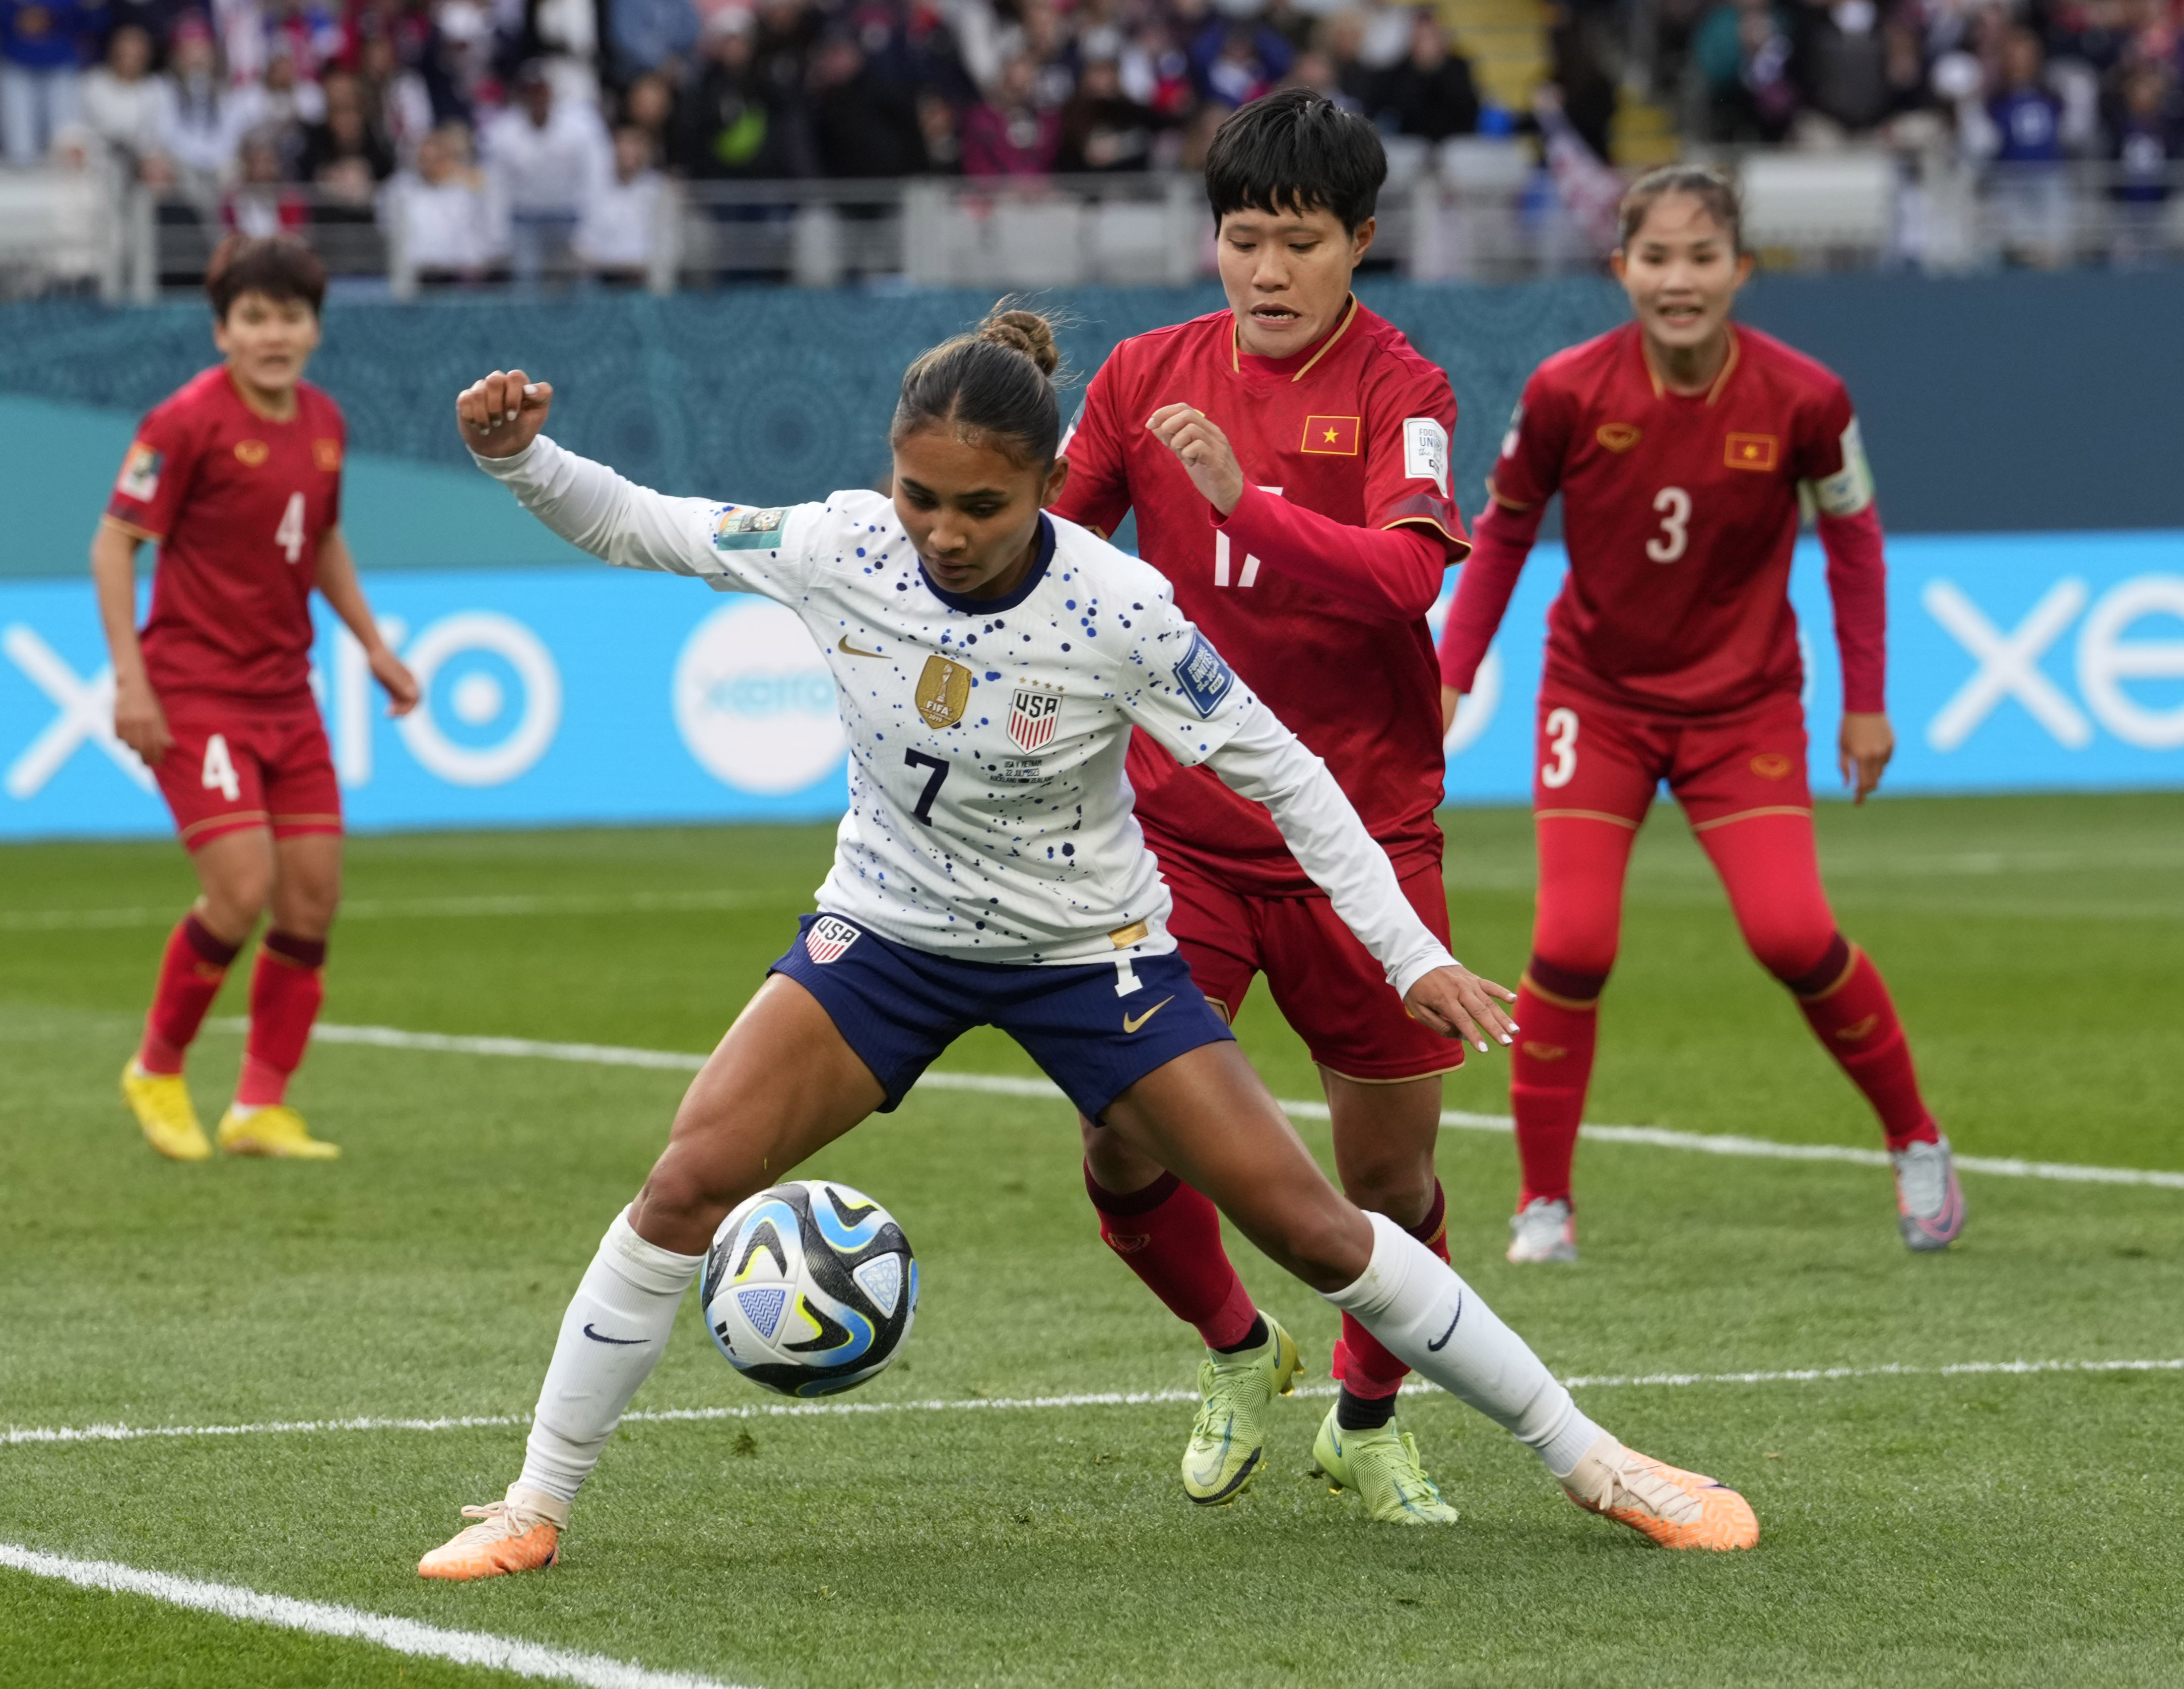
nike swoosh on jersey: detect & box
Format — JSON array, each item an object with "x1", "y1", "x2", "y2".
[
  {"x1": 582, "y1": 1323, "x2": 647, "y2": 1345},
  {"x1": 1122, "y1": 995, "x2": 1175, "y2": 1034},
  {"x1": 837, "y1": 635, "x2": 887, "y2": 659},
  {"x1": 1425, "y1": 1296, "x2": 1464, "y2": 1352}
]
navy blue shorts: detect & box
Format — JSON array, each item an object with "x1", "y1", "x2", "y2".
[{"x1": 768, "y1": 913, "x2": 1235, "y2": 1122}]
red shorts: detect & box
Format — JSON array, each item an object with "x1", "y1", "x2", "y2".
[
  {"x1": 1163, "y1": 859, "x2": 1464, "y2": 1083},
  {"x1": 152, "y1": 691, "x2": 343, "y2": 852},
  {"x1": 1532, "y1": 684, "x2": 1811, "y2": 829}
]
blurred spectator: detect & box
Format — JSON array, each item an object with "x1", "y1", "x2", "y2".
[
  {"x1": 222, "y1": 126, "x2": 308, "y2": 232},
  {"x1": 1801, "y1": 0, "x2": 1892, "y2": 135},
  {"x1": 1056, "y1": 50, "x2": 1160, "y2": 169},
  {"x1": 962, "y1": 51, "x2": 1057, "y2": 173},
  {"x1": 390, "y1": 119, "x2": 502, "y2": 282},
  {"x1": 159, "y1": 14, "x2": 256, "y2": 184},
  {"x1": 482, "y1": 61, "x2": 612, "y2": 284},
  {"x1": 811, "y1": 30, "x2": 925, "y2": 175},
  {"x1": 1695, "y1": 0, "x2": 1799, "y2": 142},
  {"x1": 79, "y1": 22, "x2": 167, "y2": 173},
  {"x1": 252, "y1": 42, "x2": 326, "y2": 175},
  {"x1": 1118, "y1": 14, "x2": 1194, "y2": 116},
  {"x1": 1308, "y1": 11, "x2": 1376, "y2": 112},
  {"x1": 1, "y1": 0, "x2": 95, "y2": 162},
  {"x1": 2106, "y1": 60, "x2": 2176, "y2": 263},
  {"x1": 573, "y1": 122, "x2": 663, "y2": 280},
  {"x1": 1196, "y1": 18, "x2": 1290, "y2": 106},
  {"x1": 300, "y1": 69, "x2": 395, "y2": 185},
  {"x1": 1985, "y1": 26, "x2": 2065, "y2": 161},
  {"x1": 1373, "y1": 10, "x2": 1479, "y2": 142},
  {"x1": 1975, "y1": 27, "x2": 2071, "y2": 264},
  {"x1": 677, "y1": 10, "x2": 804, "y2": 177},
  {"x1": 611, "y1": 0, "x2": 697, "y2": 81},
  {"x1": 513, "y1": 0, "x2": 608, "y2": 109},
  {"x1": 1545, "y1": 0, "x2": 1615, "y2": 155},
  {"x1": 357, "y1": 31, "x2": 433, "y2": 162},
  {"x1": 915, "y1": 85, "x2": 961, "y2": 170},
  {"x1": 620, "y1": 67, "x2": 675, "y2": 158}
]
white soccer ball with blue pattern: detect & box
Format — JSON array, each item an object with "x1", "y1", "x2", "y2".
[{"x1": 699, "y1": 1180, "x2": 918, "y2": 1397}]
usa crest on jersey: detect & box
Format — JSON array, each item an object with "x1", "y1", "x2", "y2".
[
  {"x1": 806, "y1": 916, "x2": 861, "y2": 964},
  {"x1": 1008, "y1": 685, "x2": 1063, "y2": 751}
]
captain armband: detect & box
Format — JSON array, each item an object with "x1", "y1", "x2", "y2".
[{"x1": 1808, "y1": 417, "x2": 1875, "y2": 519}]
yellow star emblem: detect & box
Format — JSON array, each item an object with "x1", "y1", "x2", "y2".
[{"x1": 1322, "y1": 427, "x2": 1339, "y2": 443}]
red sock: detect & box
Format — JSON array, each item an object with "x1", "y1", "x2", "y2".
[
  {"x1": 235, "y1": 930, "x2": 326, "y2": 1109},
  {"x1": 1330, "y1": 1182, "x2": 1448, "y2": 1399},
  {"x1": 1083, "y1": 1164, "x2": 1258, "y2": 1349},
  {"x1": 1788, "y1": 937, "x2": 1938, "y2": 1151},
  {"x1": 138, "y1": 913, "x2": 242, "y2": 1075},
  {"x1": 1509, "y1": 958, "x2": 1605, "y2": 1207}
]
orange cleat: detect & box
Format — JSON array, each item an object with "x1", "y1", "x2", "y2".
[
  {"x1": 1561, "y1": 1435, "x2": 1759, "y2": 1551},
  {"x1": 417, "y1": 1486, "x2": 567, "y2": 1581}
]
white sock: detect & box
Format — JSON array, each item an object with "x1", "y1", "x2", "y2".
[
  {"x1": 516, "y1": 1206, "x2": 704, "y2": 1506},
  {"x1": 1322, "y1": 1212, "x2": 1604, "y2": 1480}
]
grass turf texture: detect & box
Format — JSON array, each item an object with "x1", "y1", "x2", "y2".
[{"x1": 2, "y1": 791, "x2": 2181, "y2": 1687}]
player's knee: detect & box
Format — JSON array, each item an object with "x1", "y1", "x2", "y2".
[
  {"x1": 1341, "y1": 1162, "x2": 1436, "y2": 1231},
  {"x1": 1745, "y1": 918, "x2": 1841, "y2": 987},
  {"x1": 1524, "y1": 951, "x2": 1611, "y2": 1005}
]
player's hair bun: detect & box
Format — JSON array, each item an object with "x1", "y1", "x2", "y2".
[
  {"x1": 977, "y1": 307, "x2": 1062, "y2": 378},
  {"x1": 893, "y1": 302, "x2": 1069, "y2": 467}
]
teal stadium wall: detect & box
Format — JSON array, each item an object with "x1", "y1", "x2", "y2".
[{"x1": 3, "y1": 268, "x2": 2183, "y2": 581}]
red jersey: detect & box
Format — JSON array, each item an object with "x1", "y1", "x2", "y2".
[
  {"x1": 1487, "y1": 322, "x2": 1876, "y2": 717},
  {"x1": 105, "y1": 366, "x2": 347, "y2": 701},
  {"x1": 1055, "y1": 299, "x2": 1468, "y2": 896}
]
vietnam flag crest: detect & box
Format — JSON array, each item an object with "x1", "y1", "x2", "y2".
[
  {"x1": 1725, "y1": 432, "x2": 1779, "y2": 471},
  {"x1": 1300, "y1": 415, "x2": 1362, "y2": 455}
]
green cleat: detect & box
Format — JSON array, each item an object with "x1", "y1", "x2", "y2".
[
  {"x1": 1309, "y1": 1402, "x2": 1459, "y2": 1525},
  {"x1": 1179, "y1": 1314, "x2": 1302, "y2": 1505}
]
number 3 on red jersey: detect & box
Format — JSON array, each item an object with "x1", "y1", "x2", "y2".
[{"x1": 1541, "y1": 707, "x2": 1578, "y2": 788}]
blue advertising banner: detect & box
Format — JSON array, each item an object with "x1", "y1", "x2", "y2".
[{"x1": 4, "y1": 531, "x2": 2180, "y2": 840}]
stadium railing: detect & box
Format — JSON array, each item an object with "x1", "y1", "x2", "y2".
[{"x1": 3, "y1": 151, "x2": 2178, "y2": 300}]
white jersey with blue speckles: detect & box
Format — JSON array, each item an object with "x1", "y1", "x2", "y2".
[{"x1": 481, "y1": 436, "x2": 1259, "y2": 967}]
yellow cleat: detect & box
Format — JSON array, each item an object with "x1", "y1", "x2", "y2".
[
  {"x1": 121, "y1": 1062, "x2": 211, "y2": 1161},
  {"x1": 217, "y1": 1103, "x2": 340, "y2": 1159},
  {"x1": 1309, "y1": 1402, "x2": 1460, "y2": 1525},
  {"x1": 1561, "y1": 1435, "x2": 1759, "y2": 1551},
  {"x1": 418, "y1": 1487, "x2": 567, "y2": 1581}
]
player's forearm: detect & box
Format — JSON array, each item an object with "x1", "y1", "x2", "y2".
[
  {"x1": 1437, "y1": 498, "x2": 1539, "y2": 693},
  {"x1": 89, "y1": 524, "x2": 151, "y2": 686},
  {"x1": 1212, "y1": 483, "x2": 1448, "y2": 620},
  {"x1": 474, "y1": 434, "x2": 722, "y2": 580},
  {"x1": 1817, "y1": 506, "x2": 1887, "y2": 714},
  {"x1": 313, "y1": 530, "x2": 390, "y2": 652},
  {"x1": 1205, "y1": 702, "x2": 1458, "y2": 996}
]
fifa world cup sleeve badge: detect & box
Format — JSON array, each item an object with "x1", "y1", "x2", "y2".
[
  {"x1": 1172, "y1": 630, "x2": 1236, "y2": 719},
  {"x1": 116, "y1": 442, "x2": 162, "y2": 502},
  {"x1": 914, "y1": 656, "x2": 973, "y2": 728},
  {"x1": 712, "y1": 506, "x2": 789, "y2": 551}
]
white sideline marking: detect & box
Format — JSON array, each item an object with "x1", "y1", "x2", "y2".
[
  {"x1": 0, "y1": 1542, "x2": 747, "y2": 1689},
  {"x1": 10, "y1": 1358, "x2": 2181, "y2": 1449},
  {"x1": 291, "y1": 1021, "x2": 2184, "y2": 1191},
  {"x1": 0, "y1": 890, "x2": 768, "y2": 933}
]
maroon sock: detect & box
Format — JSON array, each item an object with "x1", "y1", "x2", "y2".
[
  {"x1": 235, "y1": 930, "x2": 326, "y2": 1108},
  {"x1": 1330, "y1": 1182, "x2": 1448, "y2": 1400},
  {"x1": 1789, "y1": 938, "x2": 1939, "y2": 1151},
  {"x1": 1084, "y1": 1163, "x2": 1258, "y2": 1349},
  {"x1": 1510, "y1": 959, "x2": 1605, "y2": 1206},
  {"x1": 138, "y1": 914, "x2": 241, "y2": 1075}
]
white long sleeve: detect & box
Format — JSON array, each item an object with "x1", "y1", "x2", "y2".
[
  {"x1": 472, "y1": 433, "x2": 746, "y2": 580},
  {"x1": 1203, "y1": 699, "x2": 1460, "y2": 998}
]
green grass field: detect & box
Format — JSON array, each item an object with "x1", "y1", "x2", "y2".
[{"x1": 3, "y1": 792, "x2": 2182, "y2": 1688}]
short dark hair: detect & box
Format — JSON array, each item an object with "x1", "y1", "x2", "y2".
[
  {"x1": 205, "y1": 234, "x2": 327, "y2": 320},
  {"x1": 1618, "y1": 164, "x2": 1744, "y2": 252},
  {"x1": 1203, "y1": 89, "x2": 1386, "y2": 234},
  {"x1": 891, "y1": 303, "x2": 1065, "y2": 468}
]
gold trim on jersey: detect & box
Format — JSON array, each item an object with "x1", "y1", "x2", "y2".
[
  {"x1": 1689, "y1": 804, "x2": 1812, "y2": 832},
  {"x1": 914, "y1": 656, "x2": 972, "y2": 728},
  {"x1": 1228, "y1": 295, "x2": 1360, "y2": 381},
  {"x1": 1382, "y1": 515, "x2": 1472, "y2": 562},
  {"x1": 1536, "y1": 807, "x2": 1642, "y2": 829},
  {"x1": 1638, "y1": 323, "x2": 1741, "y2": 405},
  {"x1": 100, "y1": 515, "x2": 162, "y2": 544}
]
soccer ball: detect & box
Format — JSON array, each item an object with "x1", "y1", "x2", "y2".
[{"x1": 699, "y1": 1180, "x2": 918, "y2": 1397}]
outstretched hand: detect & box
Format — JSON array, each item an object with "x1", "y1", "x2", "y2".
[
  {"x1": 1404, "y1": 964, "x2": 1519, "y2": 1053},
  {"x1": 456, "y1": 370, "x2": 554, "y2": 459}
]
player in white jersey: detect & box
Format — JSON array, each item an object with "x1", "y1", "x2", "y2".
[{"x1": 417, "y1": 309, "x2": 1758, "y2": 1579}]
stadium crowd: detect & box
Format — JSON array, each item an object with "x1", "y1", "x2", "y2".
[{"x1": 0, "y1": 0, "x2": 2176, "y2": 276}]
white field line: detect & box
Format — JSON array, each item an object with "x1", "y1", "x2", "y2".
[
  {"x1": 0, "y1": 890, "x2": 769, "y2": 933},
  {"x1": 288, "y1": 1021, "x2": 2184, "y2": 1192},
  {"x1": 0, "y1": 1542, "x2": 747, "y2": 1689},
  {"x1": 8, "y1": 1357, "x2": 2181, "y2": 1452}
]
